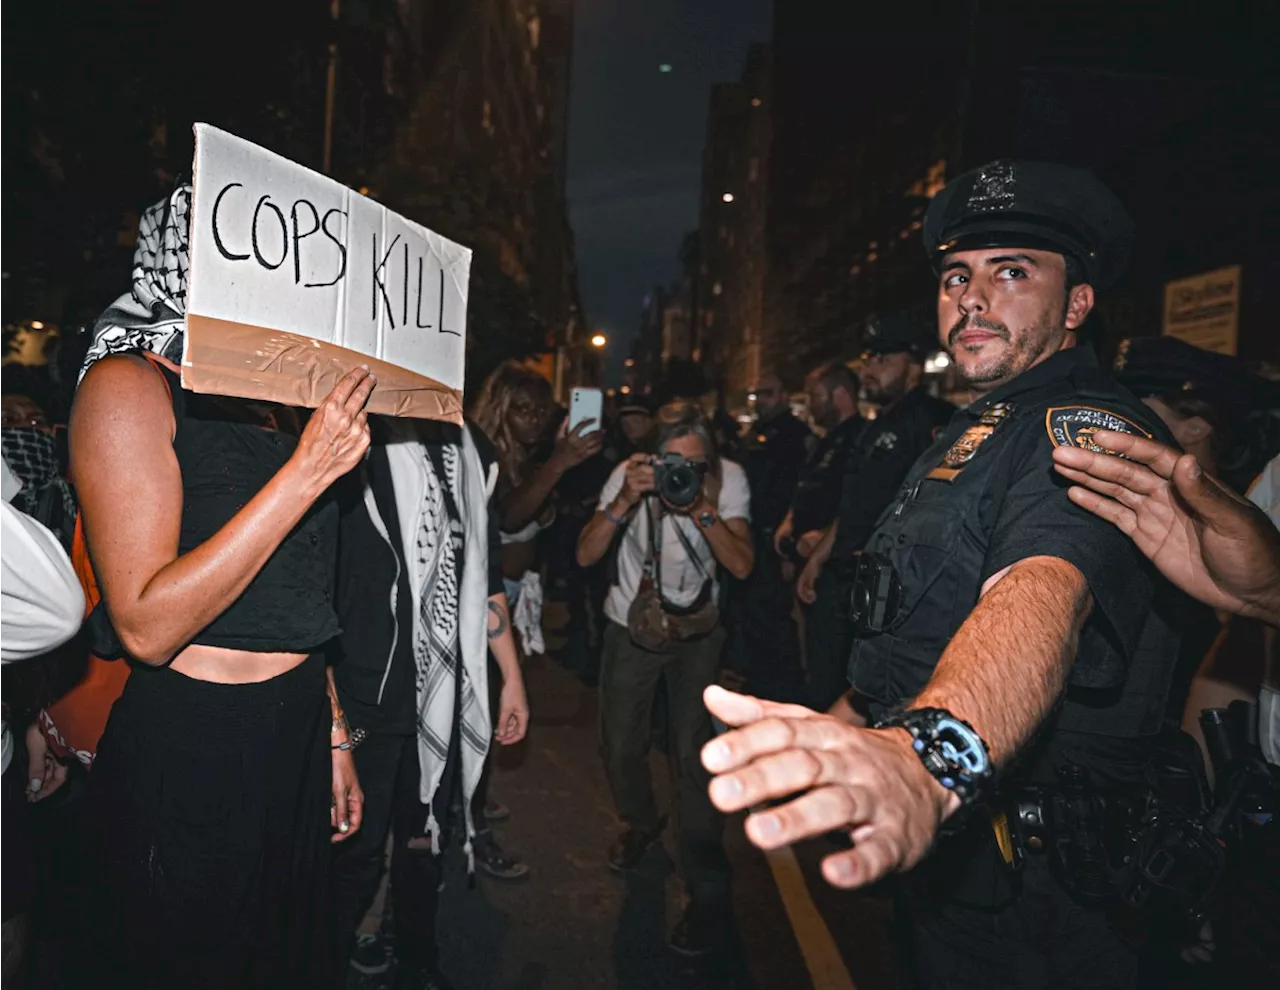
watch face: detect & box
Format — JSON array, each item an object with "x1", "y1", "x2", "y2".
[
  {"x1": 698, "y1": 511, "x2": 715, "y2": 528},
  {"x1": 936, "y1": 716, "x2": 990, "y2": 776}
]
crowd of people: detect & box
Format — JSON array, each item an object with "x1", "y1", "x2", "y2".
[{"x1": 2, "y1": 158, "x2": 1279, "y2": 990}]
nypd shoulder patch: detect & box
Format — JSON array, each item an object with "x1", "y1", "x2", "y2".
[{"x1": 1045, "y1": 406, "x2": 1151, "y2": 452}]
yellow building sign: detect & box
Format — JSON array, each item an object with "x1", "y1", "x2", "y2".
[{"x1": 1162, "y1": 265, "x2": 1241, "y2": 356}]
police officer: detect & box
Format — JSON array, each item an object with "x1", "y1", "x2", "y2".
[
  {"x1": 1112, "y1": 334, "x2": 1280, "y2": 494},
  {"x1": 797, "y1": 310, "x2": 953, "y2": 712},
  {"x1": 732, "y1": 372, "x2": 812, "y2": 701},
  {"x1": 700, "y1": 160, "x2": 1186, "y2": 989},
  {"x1": 774, "y1": 361, "x2": 863, "y2": 565}
]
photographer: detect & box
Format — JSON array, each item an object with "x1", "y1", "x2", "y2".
[{"x1": 576, "y1": 400, "x2": 752, "y2": 957}]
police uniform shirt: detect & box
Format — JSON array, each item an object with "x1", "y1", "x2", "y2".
[
  {"x1": 832, "y1": 387, "x2": 955, "y2": 558},
  {"x1": 790, "y1": 414, "x2": 864, "y2": 536},
  {"x1": 742, "y1": 411, "x2": 813, "y2": 534},
  {"x1": 849, "y1": 346, "x2": 1183, "y2": 786}
]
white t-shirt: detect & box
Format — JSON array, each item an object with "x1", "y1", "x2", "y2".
[
  {"x1": 1247, "y1": 453, "x2": 1280, "y2": 530},
  {"x1": 0, "y1": 501, "x2": 83, "y2": 665},
  {"x1": 599, "y1": 458, "x2": 751, "y2": 628}
]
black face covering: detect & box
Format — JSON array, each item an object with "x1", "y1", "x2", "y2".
[
  {"x1": 1, "y1": 427, "x2": 59, "y2": 489},
  {"x1": 1, "y1": 427, "x2": 76, "y2": 546}
]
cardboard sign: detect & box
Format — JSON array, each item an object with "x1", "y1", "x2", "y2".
[
  {"x1": 1162, "y1": 264, "x2": 1241, "y2": 357},
  {"x1": 184, "y1": 123, "x2": 471, "y2": 421}
]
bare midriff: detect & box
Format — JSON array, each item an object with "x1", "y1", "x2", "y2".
[{"x1": 169, "y1": 643, "x2": 311, "y2": 684}]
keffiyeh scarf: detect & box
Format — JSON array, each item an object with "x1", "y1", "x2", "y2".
[
  {"x1": 80, "y1": 184, "x2": 192, "y2": 382},
  {"x1": 384, "y1": 424, "x2": 494, "y2": 863},
  {"x1": 0, "y1": 429, "x2": 76, "y2": 547}
]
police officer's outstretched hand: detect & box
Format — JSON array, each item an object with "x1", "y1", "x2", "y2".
[
  {"x1": 1053, "y1": 429, "x2": 1280, "y2": 626},
  {"x1": 701, "y1": 685, "x2": 957, "y2": 889}
]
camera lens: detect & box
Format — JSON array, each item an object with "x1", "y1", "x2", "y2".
[{"x1": 661, "y1": 465, "x2": 699, "y2": 507}]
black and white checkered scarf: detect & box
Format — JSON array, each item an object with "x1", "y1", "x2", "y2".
[
  {"x1": 384, "y1": 424, "x2": 493, "y2": 864},
  {"x1": 79, "y1": 184, "x2": 191, "y2": 382},
  {"x1": 0, "y1": 428, "x2": 76, "y2": 547}
]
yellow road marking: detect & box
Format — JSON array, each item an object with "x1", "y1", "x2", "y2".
[{"x1": 764, "y1": 843, "x2": 857, "y2": 990}]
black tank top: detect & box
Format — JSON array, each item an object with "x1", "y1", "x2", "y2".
[{"x1": 92, "y1": 356, "x2": 341, "y2": 656}]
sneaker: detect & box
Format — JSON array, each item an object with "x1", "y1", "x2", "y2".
[
  {"x1": 473, "y1": 830, "x2": 530, "y2": 881},
  {"x1": 667, "y1": 907, "x2": 721, "y2": 959},
  {"x1": 349, "y1": 931, "x2": 394, "y2": 975},
  {"x1": 607, "y1": 823, "x2": 664, "y2": 873},
  {"x1": 483, "y1": 799, "x2": 510, "y2": 823}
]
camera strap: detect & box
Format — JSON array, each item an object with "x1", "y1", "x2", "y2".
[{"x1": 642, "y1": 497, "x2": 712, "y2": 608}]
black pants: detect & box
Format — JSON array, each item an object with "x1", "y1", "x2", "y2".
[
  {"x1": 90, "y1": 655, "x2": 333, "y2": 989},
  {"x1": 731, "y1": 532, "x2": 805, "y2": 703},
  {"x1": 804, "y1": 569, "x2": 855, "y2": 712},
  {"x1": 904, "y1": 854, "x2": 1139, "y2": 989},
  {"x1": 599, "y1": 622, "x2": 730, "y2": 912},
  {"x1": 330, "y1": 730, "x2": 462, "y2": 983}
]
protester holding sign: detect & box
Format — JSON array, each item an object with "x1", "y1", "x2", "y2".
[{"x1": 71, "y1": 185, "x2": 374, "y2": 986}]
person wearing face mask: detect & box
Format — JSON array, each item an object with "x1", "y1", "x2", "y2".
[
  {"x1": 700, "y1": 161, "x2": 1192, "y2": 989},
  {"x1": 1, "y1": 367, "x2": 76, "y2": 551},
  {"x1": 795, "y1": 311, "x2": 954, "y2": 712}
]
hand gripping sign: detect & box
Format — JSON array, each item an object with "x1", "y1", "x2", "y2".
[{"x1": 184, "y1": 123, "x2": 470, "y2": 422}]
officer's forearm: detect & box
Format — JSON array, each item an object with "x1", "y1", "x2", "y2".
[{"x1": 912, "y1": 556, "x2": 1092, "y2": 768}]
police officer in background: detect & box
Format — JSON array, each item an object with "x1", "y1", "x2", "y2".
[
  {"x1": 797, "y1": 310, "x2": 953, "y2": 712},
  {"x1": 701, "y1": 160, "x2": 1186, "y2": 989},
  {"x1": 731, "y1": 372, "x2": 812, "y2": 701},
  {"x1": 774, "y1": 361, "x2": 863, "y2": 568}
]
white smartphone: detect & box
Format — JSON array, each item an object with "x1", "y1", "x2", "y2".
[{"x1": 569, "y1": 387, "x2": 603, "y2": 435}]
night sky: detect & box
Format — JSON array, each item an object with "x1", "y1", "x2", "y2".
[{"x1": 567, "y1": 0, "x2": 772, "y2": 384}]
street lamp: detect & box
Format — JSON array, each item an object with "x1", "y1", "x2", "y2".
[
  {"x1": 590, "y1": 332, "x2": 608, "y2": 349},
  {"x1": 721, "y1": 192, "x2": 735, "y2": 203}
]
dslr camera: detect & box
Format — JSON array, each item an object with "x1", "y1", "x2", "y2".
[{"x1": 651, "y1": 452, "x2": 709, "y2": 509}]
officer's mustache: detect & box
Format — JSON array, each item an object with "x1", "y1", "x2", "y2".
[{"x1": 948, "y1": 314, "x2": 1011, "y2": 347}]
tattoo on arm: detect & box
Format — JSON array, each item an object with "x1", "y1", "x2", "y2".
[{"x1": 487, "y1": 600, "x2": 509, "y2": 639}]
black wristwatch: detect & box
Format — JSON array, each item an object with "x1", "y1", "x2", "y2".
[
  {"x1": 696, "y1": 509, "x2": 717, "y2": 530},
  {"x1": 874, "y1": 707, "x2": 994, "y2": 807}
]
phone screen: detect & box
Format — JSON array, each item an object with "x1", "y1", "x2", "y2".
[{"x1": 569, "y1": 388, "x2": 603, "y2": 435}]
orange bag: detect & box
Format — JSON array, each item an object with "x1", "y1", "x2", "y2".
[{"x1": 38, "y1": 513, "x2": 130, "y2": 766}]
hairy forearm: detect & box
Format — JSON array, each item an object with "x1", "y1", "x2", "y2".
[
  {"x1": 98, "y1": 464, "x2": 322, "y2": 664},
  {"x1": 913, "y1": 556, "x2": 1092, "y2": 767},
  {"x1": 501, "y1": 459, "x2": 564, "y2": 531},
  {"x1": 487, "y1": 594, "x2": 520, "y2": 681}
]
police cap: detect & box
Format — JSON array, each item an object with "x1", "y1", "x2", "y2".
[
  {"x1": 1114, "y1": 336, "x2": 1278, "y2": 415},
  {"x1": 923, "y1": 160, "x2": 1135, "y2": 289},
  {"x1": 862, "y1": 306, "x2": 936, "y2": 361}
]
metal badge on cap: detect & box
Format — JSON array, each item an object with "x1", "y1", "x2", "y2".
[{"x1": 965, "y1": 160, "x2": 1016, "y2": 214}]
